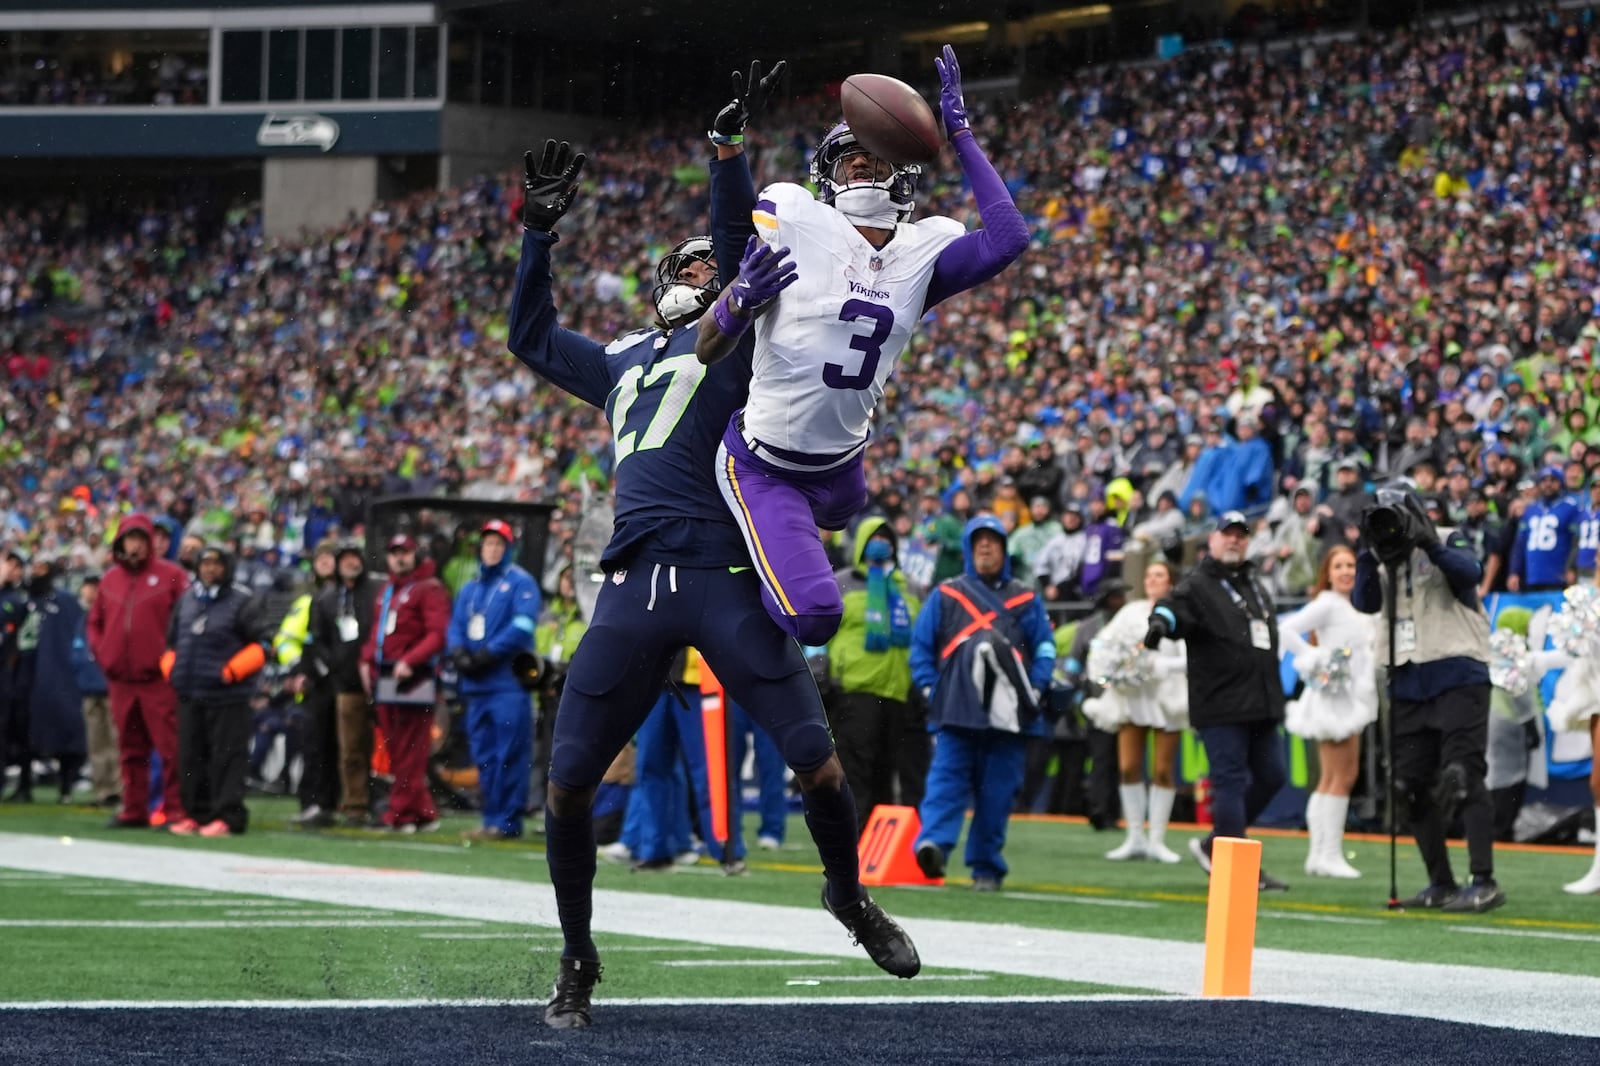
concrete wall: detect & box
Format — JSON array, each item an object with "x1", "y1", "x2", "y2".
[
  {"x1": 261, "y1": 155, "x2": 380, "y2": 238},
  {"x1": 438, "y1": 104, "x2": 619, "y2": 189}
]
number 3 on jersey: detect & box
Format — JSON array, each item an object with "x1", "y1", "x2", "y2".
[
  {"x1": 608, "y1": 352, "x2": 705, "y2": 468},
  {"x1": 824, "y1": 300, "x2": 895, "y2": 391}
]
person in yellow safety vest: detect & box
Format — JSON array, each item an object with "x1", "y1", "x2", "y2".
[
  {"x1": 278, "y1": 544, "x2": 339, "y2": 827},
  {"x1": 532, "y1": 565, "x2": 587, "y2": 814}
]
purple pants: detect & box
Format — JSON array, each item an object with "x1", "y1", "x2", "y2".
[{"x1": 716, "y1": 420, "x2": 867, "y2": 646}]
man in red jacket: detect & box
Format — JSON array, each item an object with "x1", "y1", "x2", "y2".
[
  {"x1": 359, "y1": 534, "x2": 450, "y2": 832},
  {"x1": 86, "y1": 513, "x2": 191, "y2": 828}
]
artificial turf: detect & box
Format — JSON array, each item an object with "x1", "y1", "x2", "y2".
[
  {"x1": 0, "y1": 867, "x2": 1127, "y2": 1003},
  {"x1": 3, "y1": 795, "x2": 1598, "y2": 984}
]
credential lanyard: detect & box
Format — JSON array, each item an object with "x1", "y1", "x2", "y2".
[
  {"x1": 1219, "y1": 575, "x2": 1265, "y2": 621},
  {"x1": 375, "y1": 585, "x2": 394, "y2": 665},
  {"x1": 471, "y1": 574, "x2": 505, "y2": 625}
]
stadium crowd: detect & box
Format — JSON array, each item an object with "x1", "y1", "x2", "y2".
[
  {"x1": 0, "y1": 52, "x2": 207, "y2": 107},
  {"x1": 4, "y1": 11, "x2": 1600, "y2": 613}
]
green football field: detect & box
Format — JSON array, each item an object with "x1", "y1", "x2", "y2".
[{"x1": 2, "y1": 795, "x2": 1599, "y2": 1010}]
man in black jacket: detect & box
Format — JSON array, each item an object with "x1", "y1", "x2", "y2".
[
  {"x1": 165, "y1": 547, "x2": 274, "y2": 837},
  {"x1": 305, "y1": 542, "x2": 379, "y2": 827},
  {"x1": 1146, "y1": 511, "x2": 1289, "y2": 891}
]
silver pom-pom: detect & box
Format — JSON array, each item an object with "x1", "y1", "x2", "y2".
[
  {"x1": 1089, "y1": 635, "x2": 1152, "y2": 691},
  {"x1": 1309, "y1": 646, "x2": 1353, "y2": 694},
  {"x1": 1548, "y1": 585, "x2": 1600, "y2": 658},
  {"x1": 1489, "y1": 628, "x2": 1532, "y2": 697}
]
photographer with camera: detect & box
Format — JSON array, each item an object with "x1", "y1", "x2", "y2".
[{"x1": 1351, "y1": 484, "x2": 1503, "y2": 913}]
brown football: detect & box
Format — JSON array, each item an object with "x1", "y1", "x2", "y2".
[{"x1": 840, "y1": 73, "x2": 943, "y2": 165}]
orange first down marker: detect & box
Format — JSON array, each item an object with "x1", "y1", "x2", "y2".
[{"x1": 1201, "y1": 836, "x2": 1261, "y2": 997}]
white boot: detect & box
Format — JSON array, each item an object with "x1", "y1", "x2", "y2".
[
  {"x1": 1564, "y1": 811, "x2": 1600, "y2": 895},
  {"x1": 1303, "y1": 792, "x2": 1327, "y2": 876},
  {"x1": 1106, "y1": 783, "x2": 1148, "y2": 860},
  {"x1": 1145, "y1": 785, "x2": 1182, "y2": 863},
  {"x1": 1318, "y1": 794, "x2": 1361, "y2": 879}
]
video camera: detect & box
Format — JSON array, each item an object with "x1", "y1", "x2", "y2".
[{"x1": 1361, "y1": 483, "x2": 1433, "y2": 564}]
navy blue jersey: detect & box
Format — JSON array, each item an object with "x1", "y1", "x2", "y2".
[
  {"x1": 508, "y1": 155, "x2": 757, "y2": 570},
  {"x1": 1511, "y1": 496, "x2": 1581, "y2": 587}
]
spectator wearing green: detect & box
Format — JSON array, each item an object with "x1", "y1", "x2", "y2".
[
  {"x1": 533, "y1": 564, "x2": 588, "y2": 814},
  {"x1": 824, "y1": 517, "x2": 924, "y2": 834},
  {"x1": 1007, "y1": 497, "x2": 1056, "y2": 585}
]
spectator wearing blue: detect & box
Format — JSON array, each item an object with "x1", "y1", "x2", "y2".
[
  {"x1": 619, "y1": 686, "x2": 701, "y2": 871},
  {"x1": 1508, "y1": 466, "x2": 1580, "y2": 592},
  {"x1": 909, "y1": 515, "x2": 1055, "y2": 891},
  {"x1": 730, "y1": 705, "x2": 791, "y2": 850},
  {"x1": 1576, "y1": 477, "x2": 1600, "y2": 582},
  {"x1": 72, "y1": 574, "x2": 116, "y2": 806},
  {"x1": 447, "y1": 519, "x2": 541, "y2": 841}
]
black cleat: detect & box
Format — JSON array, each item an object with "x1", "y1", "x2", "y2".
[
  {"x1": 915, "y1": 841, "x2": 945, "y2": 880},
  {"x1": 1257, "y1": 869, "x2": 1289, "y2": 892},
  {"x1": 822, "y1": 887, "x2": 921, "y2": 979},
  {"x1": 1441, "y1": 880, "x2": 1506, "y2": 914},
  {"x1": 105, "y1": 815, "x2": 149, "y2": 829},
  {"x1": 1402, "y1": 882, "x2": 1460, "y2": 909},
  {"x1": 544, "y1": 956, "x2": 602, "y2": 1029}
]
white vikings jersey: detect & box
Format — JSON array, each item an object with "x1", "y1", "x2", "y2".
[{"x1": 741, "y1": 182, "x2": 964, "y2": 461}]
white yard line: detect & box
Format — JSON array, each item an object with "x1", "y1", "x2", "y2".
[
  {"x1": 0, "y1": 919, "x2": 483, "y2": 930},
  {"x1": 138, "y1": 899, "x2": 307, "y2": 907},
  {"x1": 2, "y1": 833, "x2": 1599, "y2": 1037},
  {"x1": 59, "y1": 883, "x2": 212, "y2": 889},
  {"x1": 998, "y1": 892, "x2": 1159, "y2": 909},
  {"x1": 1449, "y1": 925, "x2": 1600, "y2": 944},
  {"x1": 219, "y1": 909, "x2": 380, "y2": 918},
  {"x1": 656, "y1": 958, "x2": 841, "y2": 968},
  {"x1": 415, "y1": 932, "x2": 564, "y2": 940},
  {"x1": 787, "y1": 974, "x2": 989, "y2": 983}
]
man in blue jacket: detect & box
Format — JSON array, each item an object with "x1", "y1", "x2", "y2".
[
  {"x1": 909, "y1": 515, "x2": 1055, "y2": 891},
  {"x1": 447, "y1": 519, "x2": 541, "y2": 842}
]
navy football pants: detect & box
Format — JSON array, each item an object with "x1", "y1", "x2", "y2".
[{"x1": 549, "y1": 564, "x2": 835, "y2": 795}]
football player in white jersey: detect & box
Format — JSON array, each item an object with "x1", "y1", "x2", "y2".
[{"x1": 696, "y1": 45, "x2": 1028, "y2": 645}]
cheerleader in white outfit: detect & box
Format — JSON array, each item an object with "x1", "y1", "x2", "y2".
[
  {"x1": 1278, "y1": 545, "x2": 1378, "y2": 878},
  {"x1": 1543, "y1": 647, "x2": 1600, "y2": 894},
  {"x1": 1084, "y1": 560, "x2": 1189, "y2": 863}
]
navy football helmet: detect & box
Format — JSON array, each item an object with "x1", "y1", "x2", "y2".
[
  {"x1": 809, "y1": 122, "x2": 921, "y2": 223},
  {"x1": 651, "y1": 236, "x2": 720, "y2": 327}
]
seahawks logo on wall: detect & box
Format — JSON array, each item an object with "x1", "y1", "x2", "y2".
[{"x1": 256, "y1": 113, "x2": 341, "y2": 153}]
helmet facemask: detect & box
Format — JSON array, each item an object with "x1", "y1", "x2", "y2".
[
  {"x1": 809, "y1": 123, "x2": 921, "y2": 225},
  {"x1": 651, "y1": 236, "x2": 720, "y2": 328}
]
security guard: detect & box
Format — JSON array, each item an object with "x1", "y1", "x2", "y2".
[{"x1": 447, "y1": 520, "x2": 541, "y2": 840}]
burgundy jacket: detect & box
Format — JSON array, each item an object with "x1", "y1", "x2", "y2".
[
  {"x1": 87, "y1": 513, "x2": 191, "y2": 683},
  {"x1": 360, "y1": 558, "x2": 450, "y2": 671}
]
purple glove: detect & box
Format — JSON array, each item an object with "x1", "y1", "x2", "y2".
[
  {"x1": 934, "y1": 44, "x2": 968, "y2": 137},
  {"x1": 727, "y1": 236, "x2": 797, "y2": 315}
]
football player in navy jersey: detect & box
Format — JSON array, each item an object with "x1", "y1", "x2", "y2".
[{"x1": 506, "y1": 63, "x2": 920, "y2": 1032}]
